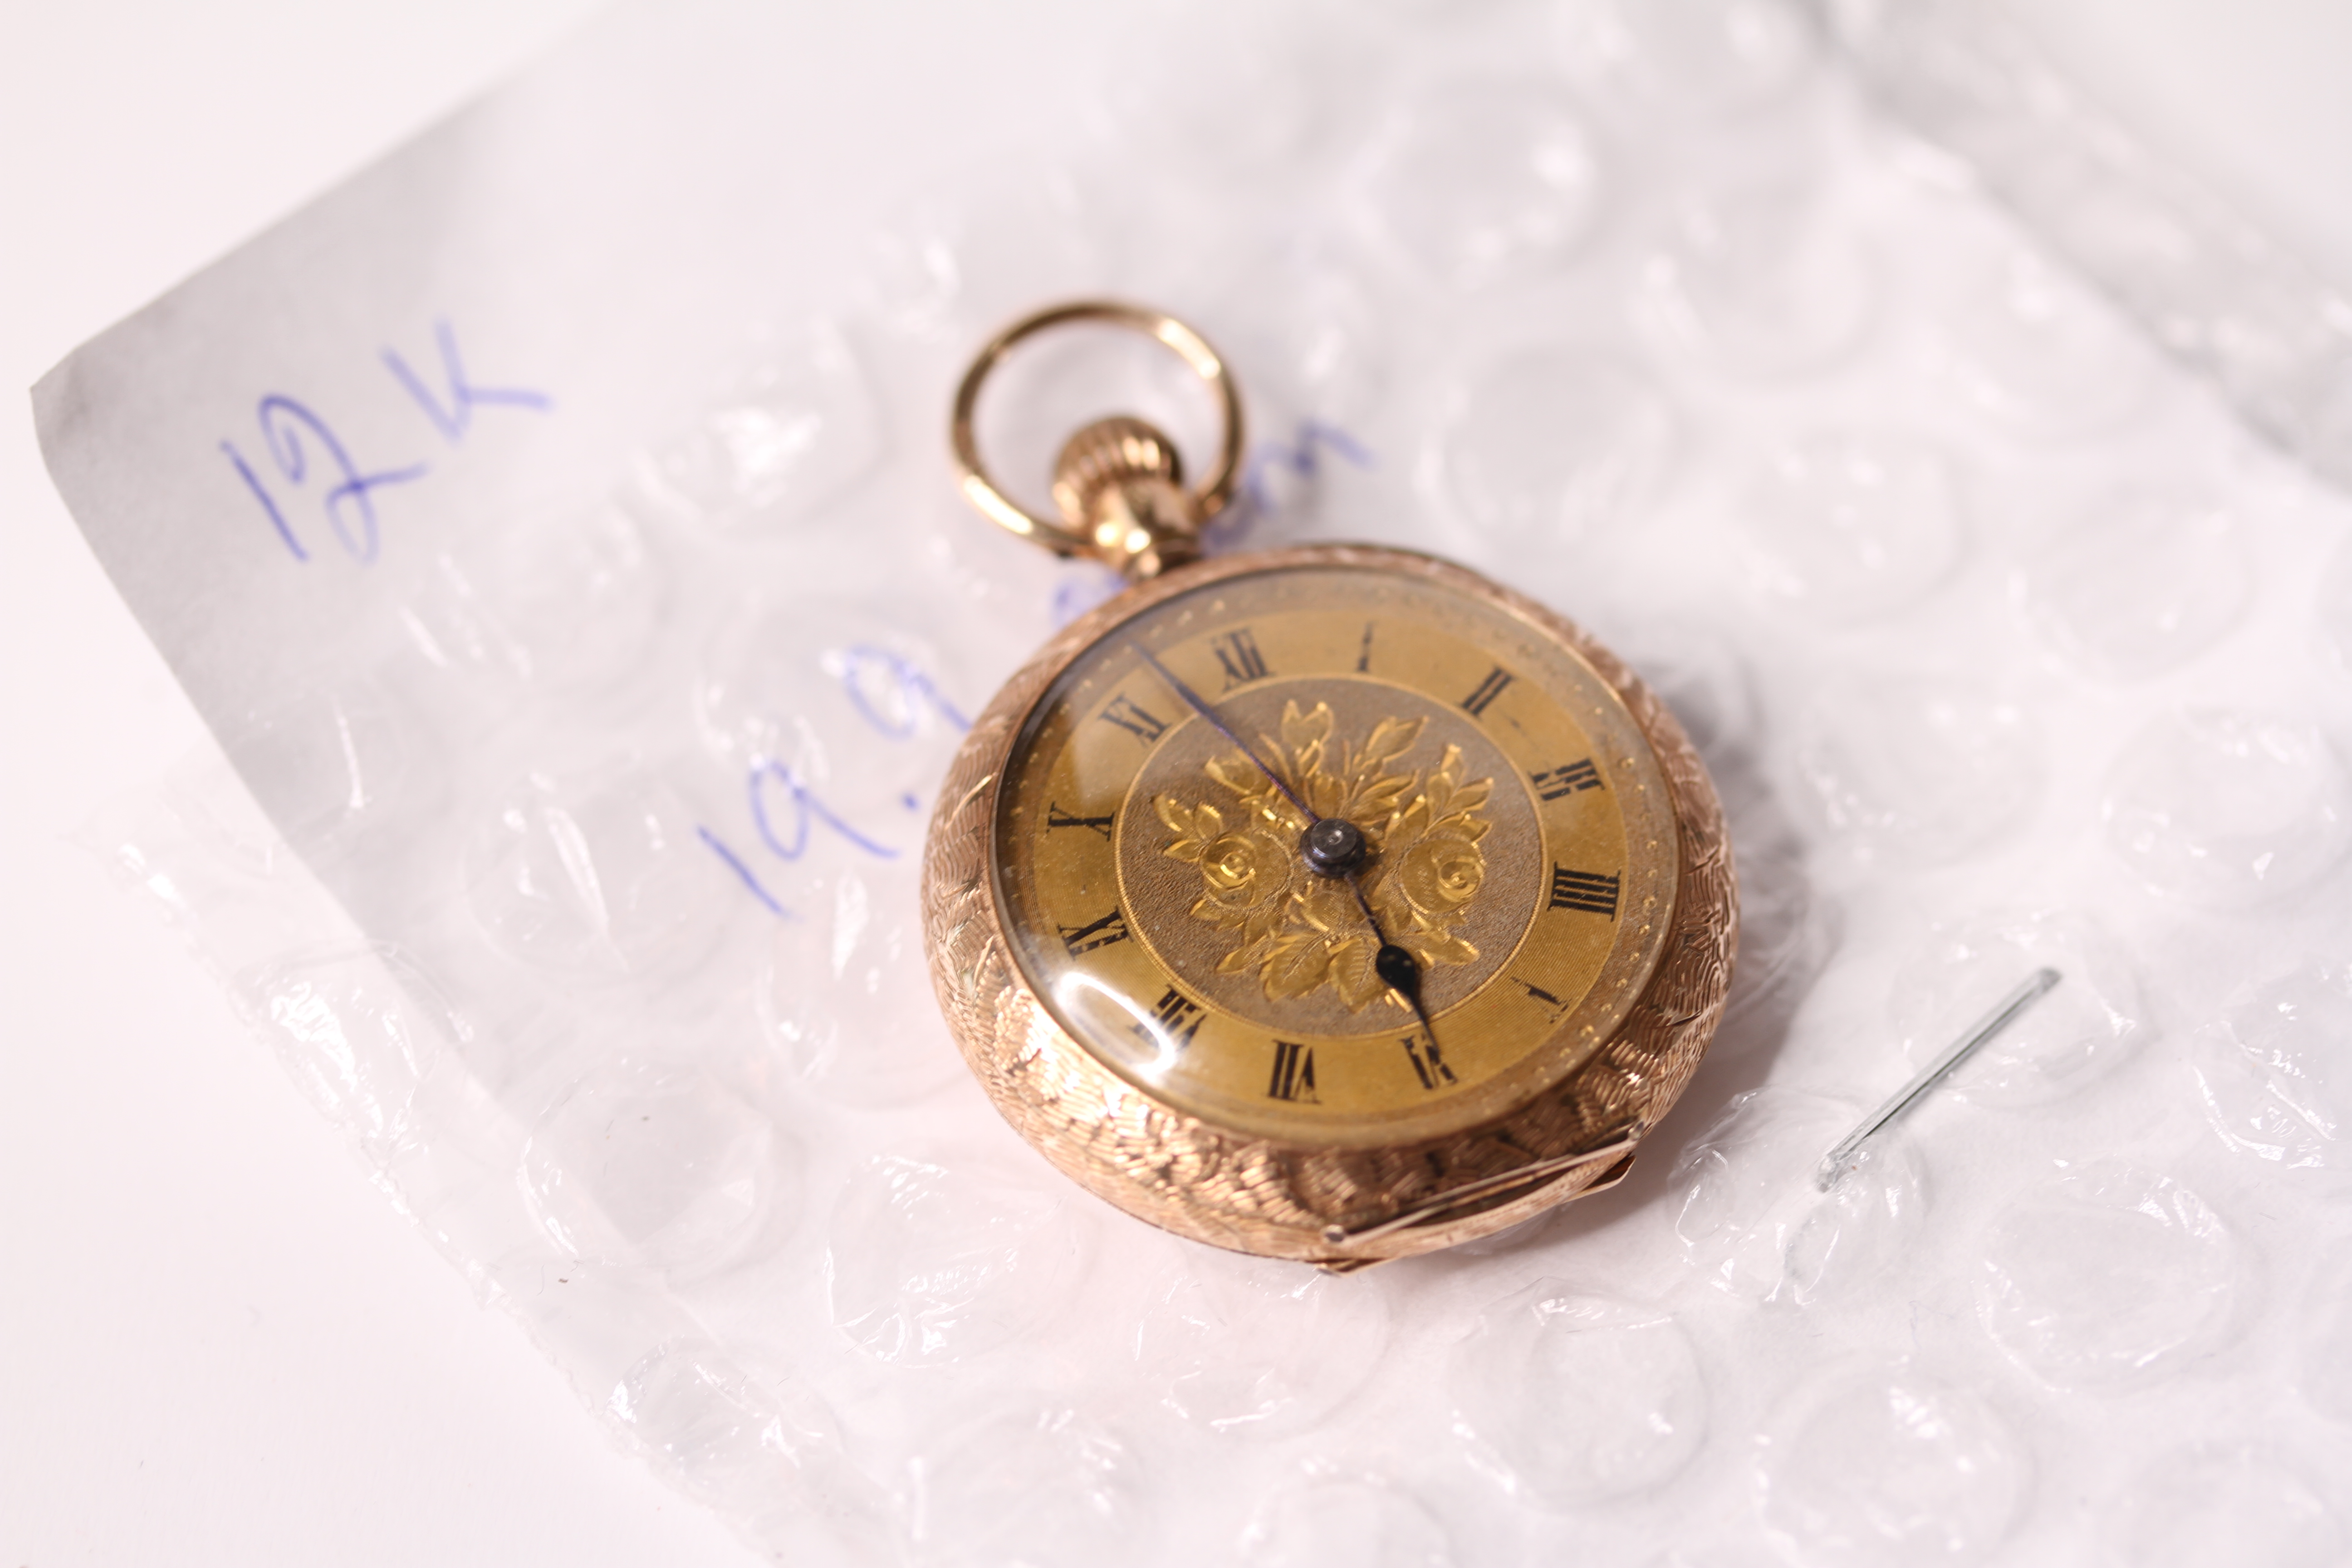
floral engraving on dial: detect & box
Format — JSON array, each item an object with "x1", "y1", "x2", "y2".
[{"x1": 1155, "y1": 701, "x2": 1492, "y2": 1009}]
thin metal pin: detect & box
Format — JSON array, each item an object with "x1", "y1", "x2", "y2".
[{"x1": 1815, "y1": 967, "x2": 2063, "y2": 1192}]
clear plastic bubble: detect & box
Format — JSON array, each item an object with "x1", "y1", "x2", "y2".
[
  {"x1": 1558, "y1": 0, "x2": 1815, "y2": 118},
  {"x1": 628, "y1": 320, "x2": 883, "y2": 535},
  {"x1": 2102, "y1": 709, "x2": 2352, "y2": 908},
  {"x1": 1210, "y1": 241, "x2": 1389, "y2": 431},
  {"x1": 1713, "y1": 831, "x2": 1835, "y2": 1039},
  {"x1": 1434, "y1": 348, "x2": 1674, "y2": 549},
  {"x1": 1643, "y1": 181, "x2": 1876, "y2": 379},
  {"x1": 699, "y1": 600, "x2": 969, "y2": 763},
  {"x1": 1450, "y1": 1281, "x2": 1707, "y2": 1506},
  {"x1": 1738, "y1": 431, "x2": 1965, "y2": 621},
  {"x1": 904, "y1": 1406, "x2": 1146, "y2": 1568},
  {"x1": 1796, "y1": 676, "x2": 2043, "y2": 864},
  {"x1": 223, "y1": 681, "x2": 414, "y2": 855},
  {"x1": 1362, "y1": 79, "x2": 1603, "y2": 290},
  {"x1": 1945, "y1": 254, "x2": 2152, "y2": 439},
  {"x1": 2314, "y1": 537, "x2": 2352, "y2": 677},
  {"x1": 760, "y1": 866, "x2": 964, "y2": 1107},
  {"x1": 1976, "y1": 1162, "x2": 2238, "y2": 1391},
  {"x1": 866, "y1": 171, "x2": 1108, "y2": 339},
  {"x1": 1673, "y1": 1088, "x2": 1926, "y2": 1304},
  {"x1": 1889, "y1": 910, "x2": 2147, "y2": 1108},
  {"x1": 2108, "y1": 1446, "x2": 2346, "y2": 1568},
  {"x1": 608, "y1": 1339, "x2": 887, "y2": 1559},
  {"x1": 401, "y1": 504, "x2": 664, "y2": 692},
  {"x1": 464, "y1": 767, "x2": 732, "y2": 980},
  {"x1": 827, "y1": 1152, "x2": 1086, "y2": 1367},
  {"x1": 2018, "y1": 486, "x2": 2251, "y2": 681},
  {"x1": 1610, "y1": 623, "x2": 1760, "y2": 760},
  {"x1": 2190, "y1": 959, "x2": 2352, "y2": 1169},
  {"x1": 1102, "y1": 17, "x2": 1334, "y2": 178},
  {"x1": 1130, "y1": 1250, "x2": 1388, "y2": 1435},
  {"x1": 2297, "y1": 1240, "x2": 2352, "y2": 1425},
  {"x1": 233, "y1": 942, "x2": 461, "y2": 1161},
  {"x1": 1238, "y1": 1479, "x2": 1456, "y2": 1568},
  {"x1": 521, "y1": 1056, "x2": 795, "y2": 1277},
  {"x1": 1754, "y1": 1368, "x2": 2030, "y2": 1568}
]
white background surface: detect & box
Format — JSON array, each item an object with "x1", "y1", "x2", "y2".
[{"x1": 2, "y1": 3, "x2": 2347, "y2": 1564}]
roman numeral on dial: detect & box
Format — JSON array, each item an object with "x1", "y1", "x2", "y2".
[
  {"x1": 1268, "y1": 1040, "x2": 1318, "y2": 1102},
  {"x1": 1059, "y1": 907, "x2": 1130, "y2": 955},
  {"x1": 1210, "y1": 627, "x2": 1269, "y2": 688},
  {"x1": 1046, "y1": 802, "x2": 1116, "y2": 838},
  {"x1": 1531, "y1": 758, "x2": 1602, "y2": 800},
  {"x1": 1548, "y1": 867, "x2": 1620, "y2": 918},
  {"x1": 1462, "y1": 666, "x2": 1514, "y2": 717},
  {"x1": 1099, "y1": 693, "x2": 1168, "y2": 743},
  {"x1": 1517, "y1": 977, "x2": 1568, "y2": 1014},
  {"x1": 1131, "y1": 986, "x2": 1203, "y2": 1052},
  {"x1": 1401, "y1": 1031, "x2": 1456, "y2": 1091}
]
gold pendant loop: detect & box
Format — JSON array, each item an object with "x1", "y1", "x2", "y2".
[{"x1": 949, "y1": 300, "x2": 1246, "y2": 581}]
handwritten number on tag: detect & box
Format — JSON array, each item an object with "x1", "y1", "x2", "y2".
[
  {"x1": 699, "y1": 649, "x2": 972, "y2": 916},
  {"x1": 749, "y1": 760, "x2": 903, "y2": 863}
]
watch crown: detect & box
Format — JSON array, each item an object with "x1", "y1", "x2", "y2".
[{"x1": 1052, "y1": 416, "x2": 1202, "y2": 578}]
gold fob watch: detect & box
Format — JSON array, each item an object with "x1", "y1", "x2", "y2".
[{"x1": 922, "y1": 303, "x2": 1737, "y2": 1270}]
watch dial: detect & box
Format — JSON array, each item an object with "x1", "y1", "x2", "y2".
[{"x1": 992, "y1": 561, "x2": 1679, "y2": 1145}]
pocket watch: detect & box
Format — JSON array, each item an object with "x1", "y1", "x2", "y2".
[{"x1": 922, "y1": 301, "x2": 1736, "y2": 1270}]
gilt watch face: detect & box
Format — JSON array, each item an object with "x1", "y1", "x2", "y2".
[{"x1": 991, "y1": 559, "x2": 1681, "y2": 1147}]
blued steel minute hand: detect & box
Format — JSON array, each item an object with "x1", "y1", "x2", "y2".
[
  {"x1": 1124, "y1": 639, "x2": 1313, "y2": 819},
  {"x1": 1125, "y1": 638, "x2": 1439, "y2": 1042}
]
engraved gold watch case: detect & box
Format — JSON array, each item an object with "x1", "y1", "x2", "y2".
[{"x1": 922, "y1": 304, "x2": 1737, "y2": 1270}]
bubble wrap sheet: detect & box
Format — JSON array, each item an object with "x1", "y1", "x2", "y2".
[{"x1": 33, "y1": 2, "x2": 2352, "y2": 1563}]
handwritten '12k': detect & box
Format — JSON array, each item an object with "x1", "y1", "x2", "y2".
[{"x1": 220, "y1": 319, "x2": 551, "y2": 564}]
